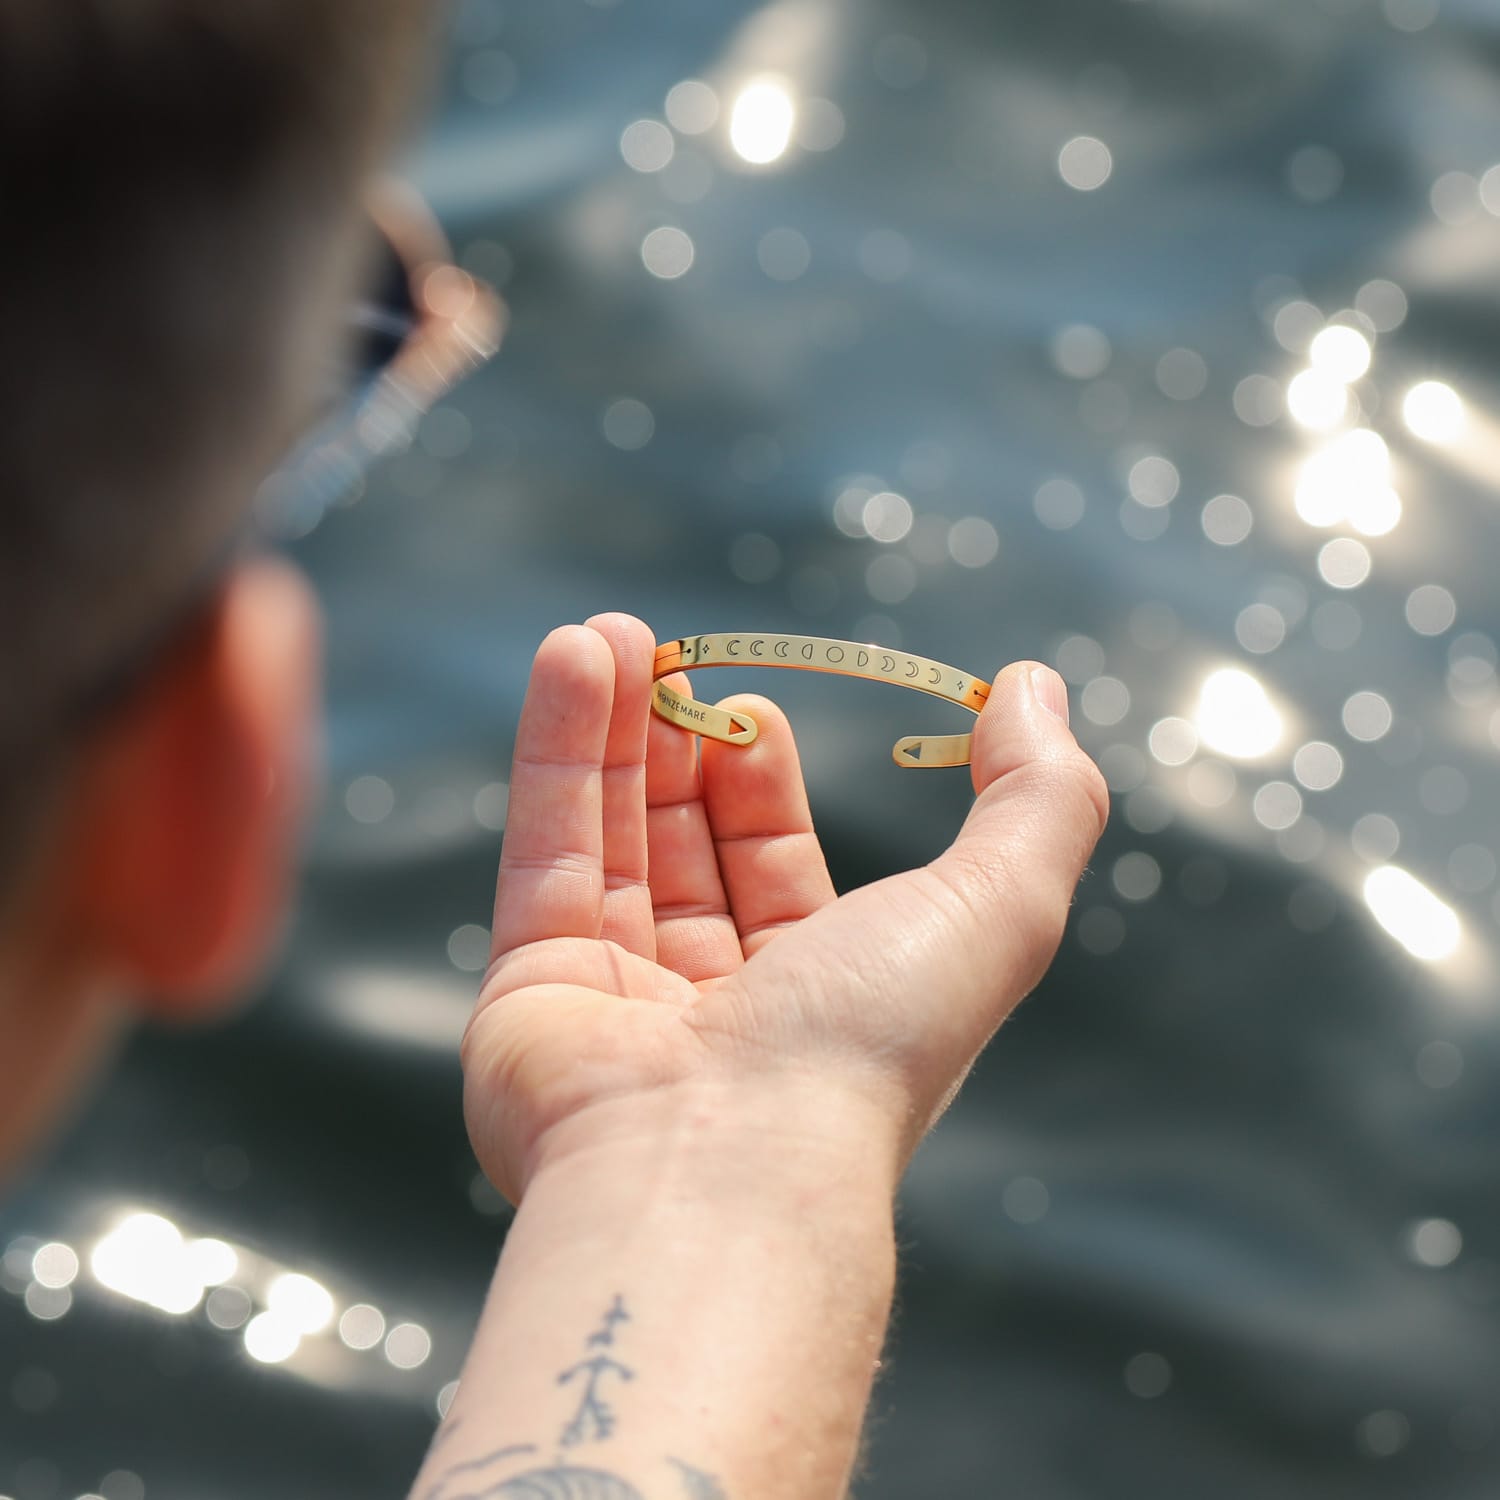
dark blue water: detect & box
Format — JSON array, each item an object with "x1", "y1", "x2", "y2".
[{"x1": 5, "y1": 0, "x2": 1500, "y2": 1494}]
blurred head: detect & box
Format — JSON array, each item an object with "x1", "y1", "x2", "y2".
[{"x1": 0, "y1": 0, "x2": 434, "y2": 1170}]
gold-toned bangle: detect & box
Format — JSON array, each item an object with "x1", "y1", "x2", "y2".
[{"x1": 652, "y1": 633, "x2": 992, "y2": 768}]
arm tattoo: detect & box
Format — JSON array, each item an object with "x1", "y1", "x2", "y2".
[
  {"x1": 666, "y1": 1460, "x2": 728, "y2": 1500},
  {"x1": 422, "y1": 1446, "x2": 538, "y2": 1500},
  {"x1": 558, "y1": 1295, "x2": 634, "y2": 1445},
  {"x1": 421, "y1": 1297, "x2": 729, "y2": 1500}
]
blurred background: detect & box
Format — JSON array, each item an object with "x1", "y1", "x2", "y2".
[{"x1": 4, "y1": 0, "x2": 1500, "y2": 1493}]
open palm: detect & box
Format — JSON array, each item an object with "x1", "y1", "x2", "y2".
[{"x1": 462, "y1": 613, "x2": 1106, "y2": 1203}]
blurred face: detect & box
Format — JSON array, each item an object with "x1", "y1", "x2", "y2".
[{"x1": 0, "y1": 195, "x2": 504, "y2": 1181}]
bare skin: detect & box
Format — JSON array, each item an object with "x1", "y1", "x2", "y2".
[
  {"x1": 411, "y1": 612, "x2": 1106, "y2": 1499},
  {"x1": 0, "y1": 586, "x2": 1102, "y2": 1498},
  {"x1": 0, "y1": 559, "x2": 320, "y2": 1179}
]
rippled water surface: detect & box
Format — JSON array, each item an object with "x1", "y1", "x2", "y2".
[{"x1": 6, "y1": 0, "x2": 1500, "y2": 1494}]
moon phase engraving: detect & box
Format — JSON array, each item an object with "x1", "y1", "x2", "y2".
[{"x1": 651, "y1": 634, "x2": 991, "y2": 769}]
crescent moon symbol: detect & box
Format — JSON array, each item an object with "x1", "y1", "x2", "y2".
[
  {"x1": 726, "y1": 638, "x2": 741, "y2": 656},
  {"x1": 750, "y1": 639, "x2": 765, "y2": 657},
  {"x1": 928, "y1": 667, "x2": 942, "y2": 684},
  {"x1": 880, "y1": 655, "x2": 895, "y2": 673},
  {"x1": 905, "y1": 661, "x2": 920, "y2": 678},
  {"x1": 774, "y1": 640, "x2": 790, "y2": 659}
]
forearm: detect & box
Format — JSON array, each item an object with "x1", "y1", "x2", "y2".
[{"x1": 409, "y1": 1081, "x2": 899, "y2": 1500}]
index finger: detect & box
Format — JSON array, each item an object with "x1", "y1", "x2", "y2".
[{"x1": 489, "y1": 625, "x2": 614, "y2": 963}]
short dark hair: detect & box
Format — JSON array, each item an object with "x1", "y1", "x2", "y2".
[{"x1": 0, "y1": 0, "x2": 432, "y2": 892}]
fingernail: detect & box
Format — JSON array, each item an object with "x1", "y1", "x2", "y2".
[{"x1": 1029, "y1": 666, "x2": 1070, "y2": 724}]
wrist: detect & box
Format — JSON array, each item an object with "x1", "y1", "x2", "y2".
[
  {"x1": 439, "y1": 1074, "x2": 899, "y2": 1500},
  {"x1": 519, "y1": 1068, "x2": 906, "y2": 1215}
]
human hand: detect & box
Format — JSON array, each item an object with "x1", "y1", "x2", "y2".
[{"x1": 461, "y1": 613, "x2": 1107, "y2": 1203}]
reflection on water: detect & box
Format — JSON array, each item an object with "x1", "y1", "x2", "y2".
[{"x1": 5, "y1": 0, "x2": 1500, "y2": 1493}]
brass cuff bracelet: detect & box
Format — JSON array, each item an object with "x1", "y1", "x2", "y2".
[{"x1": 651, "y1": 633, "x2": 992, "y2": 768}]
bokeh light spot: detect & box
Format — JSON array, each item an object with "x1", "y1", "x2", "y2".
[
  {"x1": 729, "y1": 80, "x2": 796, "y2": 165},
  {"x1": 1309, "y1": 325, "x2": 1371, "y2": 382},
  {"x1": 1405, "y1": 1217, "x2": 1462, "y2": 1268},
  {"x1": 1342, "y1": 690, "x2": 1393, "y2": 742},
  {"x1": 1363, "y1": 866, "x2": 1460, "y2": 962},
  {"x1": 797, "y1": 98, "x2": 846, "y2": 153},
  {"x1": 664, "y1": 80, "x2": 718, "y2": 135},
  {"x1": 619, "y1": 119, "x2": 674, "y2": 173},
  {"x1": 1286, "y1": 144, "x2": 1343, "y2": 203},
  {"x1": 339, "y1": 1303, "x2": 387, "y2": 1352},
  {"x1": 268, "y1": 1272, "x2": 335, "y2": 1335},
  {"x1": 1148, "y1": 717, "x2": 1198, "y2": 767},
  {"x1": 1232, "y1": 373, "x2": 1282, "y2": 427},
  {"x1": 1202, "y1": 493, "x2": 1253, "y2": 546},
  {"x1": 1431, "y1": 170, "x2": 1480, "y2": 226},
  {"x1": 641, "y1": 225, "x2": 694, "y2": 280},
  {"x1": 1354, "y1": 278, "x2": 1408, "y2": 331},
  {"x1": 1034, "y1": 477, "x2": 1086, "y2": 530},
  {"x1": 1235, "y1": 603, "x2": 1285, "y2": 655},
  {"x1": 1195, "y1": 669, "x2": 1282, "y2": 759},
  {"x1": 1058, "y1": 135, "x2": 1113, "y2": 190},
  {"x1": 1124, "y1": 1353, "x2": 1172, "y2": 1399},
  {"x1": 601, "y1": 397, "x2": 655, "y2": 451},
  {"x1": 1155, "y1": 347, "x2": 1208, "y2": 401},
  {"x1": 1050, "y1": 324, "x2": 1111, "y2": 380},
  {"x1": 862, "y1": 491, "x2": 914, "y2": 543},
  {"x1": 1127, "y1": 455, "x2": 1180, "y2": 507},
  {"x1": 386, "y1": 1322, "x2": 434, "y2": 1370},
  {"x1": 1081, "y1": 675, "x2": 1130, "y2": 727},
  {"x1": 31, "y1": 1243, "x2": 79, "y2": 1291},
  {"x1": 1356, "y1": 1409, "x2": 1411, "y2": 1458},
  {"x1": 1286, "y1": 369, "x2": 1349, "y2": 430},
  {"x1": 447, "y1": 924, "x2": 491, "y2": 973},
  {"x1": 1402, "y1": 381, "x2": 1464, "y2": 443},
  {"x1": 947, "y1": 517, "x2": 999, "y2": 568},
  {"x1": 1352, "y1": 813, "x2": 1401, "y2": 862},
  {"x1": 346, "y1": 775, "x2": 395, "y2": 825},
  {"x1": 1112, "y1": 851, "x2": 1162, "y2": 901},
  {"x1": 1292, "y1": 741, "x2": 1343, "y2": 791},
  {"x1": 1253, "y1": 781, "x2": 1303, "y2": 831},
  {"x1": 1416, "y1": 1040, "x2": 1463, "y2": 1089},
  {"x1": 756, "y1": 227, "x2": 810, "y2": 282},
  {"x1": 1317, "y1": 537, "x2": 1371, "y2": 590},
  {"x1": 1001, "y1": 1176, "x2": 1050, "y2": 1224},
  {"x1": 244, "y1": 1311, "x2": 301, "y2": 1365},
  {"x1": 1406, "y1": 584, "x2": 1457, "y2": 636},
  {"x1": 1077, "y1": 907, "x2": 1126, "y2": 955}
]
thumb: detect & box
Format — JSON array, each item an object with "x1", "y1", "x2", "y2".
[{"x1": 930, "y1": 660, "x2": 1109, "y2": 1001}]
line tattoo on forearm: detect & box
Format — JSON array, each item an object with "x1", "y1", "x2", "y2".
[
  {"x1": 558, "y1": 1294, "x2": 634, "y2": 1446},
  {"x1": 421, "y1": 1446, "x2": 538, "y2": 1500},
  {"x1": 666, "y1": 1458, "x2": 728, "y2": 1500},
  {"x1": 420, "y1": 1296, "x2": 729, "y2": 1500}
]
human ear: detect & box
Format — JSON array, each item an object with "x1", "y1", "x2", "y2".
[{"x1": 61, "y1": 556, "x2": 321, "y2": 1014}]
